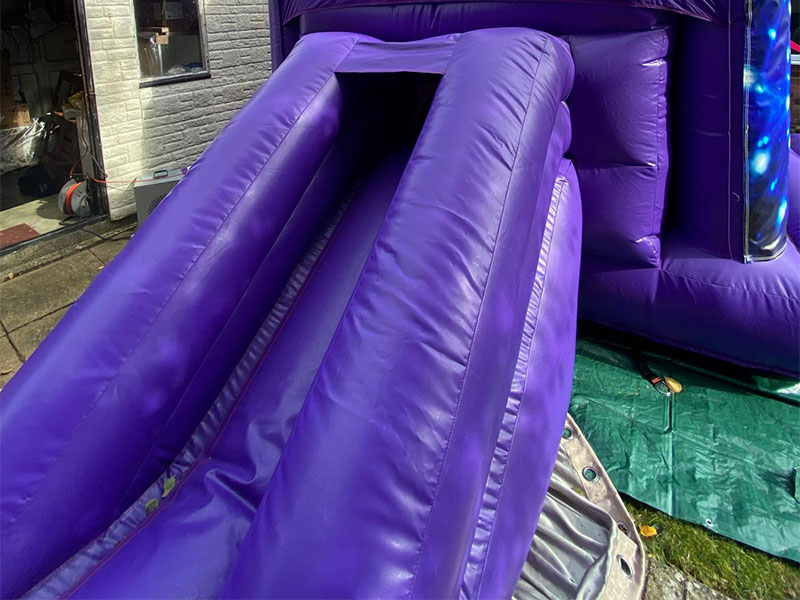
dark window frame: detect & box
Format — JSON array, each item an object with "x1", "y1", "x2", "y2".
[{"x1": 133, "y1": 0, "x2": 211, "y2": 87}]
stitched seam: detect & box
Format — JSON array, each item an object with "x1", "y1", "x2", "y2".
[
  {"x1": 7, "y1": 38, "x2": 358, "y2": 555},
  {"x1": 113, "y1": 169, "x2": 355, "y2": 515},
  {"x1": 730, "y1": 9, "x2": 736, "y2": 259},
  {"x1": 658, "y1": 267, "x2": 800, "y2": 302},
  {"x1": 63, "y1": 190, "x2": 356, "y2": 598},
  {"x1": 407, "y1": 37, "x2": 546, "y2": 598},
  {"x1": 585, "y1": 314, "x2": 799, "y2": 377},
  {"x1": 64, "y1": 137, "x2": 365, "y2": 595},
  {"x1": 474, "y1": 171, "x2": 564, "y2": 598},
  {"x1": 114, "y1": 185, "x2": 354, "y2": 517},
  {"x1": 225, "y1": 70, "x2": 446, "y2": 589},
  {"x1": 649, "y1": 32, "x2": 666, "y2": 257},
  {"x1": 286, "y1": 0, "x2": 713, "y2": 26}
]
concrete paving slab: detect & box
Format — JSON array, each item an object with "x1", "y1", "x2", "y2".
[
  {"x1": 685, "y1": 578, "x2": 731, "y2": 600},
  {"x1": 89, "y1": 238, "x2": 130, "y2": 265},
  {"x1": 0, "y1": 250, "x2": 103, "y2": 331},
  {"x1": 644, "y1": 562, "x2": 686, "y2": 600},
  {"x1": 0, "y1": 216, "x2": 137, "y2": 280},
  {"x1": 0, "y1": 226, "x2": 99, "y2": 280},
  {"x1": 0, "y1": 335, "x2": 22, "y2": 380},
  {"x1": 9, "y1": 307, "x2": 68, "y2": 360},
  {"x1": 0, "y1": 195, "x2": 70, "y2": 239},
  {"x1": 0, "y1": 371, "x2": 16, "y2": 388},
  {"x1": 644, "y1": 561, "x2": 735, "y2": 600},
  {"x1": 99, "y1": 228, "x2": 136, "y2": 243},
  {"x1": 83, "y1": 217, "x2": 137, "y2": 238}
]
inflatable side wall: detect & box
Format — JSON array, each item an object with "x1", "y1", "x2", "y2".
[
  {"x1": 267, "y1": 0, "x2": 798, "y2": 375},
  {"x1": 2, "y1": 30, "x2": 581, "y2": 598}
]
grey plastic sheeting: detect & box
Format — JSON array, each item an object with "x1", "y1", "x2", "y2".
[
  {"x1": 569, "y1": 337, "x2": 800, "y2": 563},
  {"x1": 0, "y1": 119, "x2": 44, "y2": 174},
  {"x1": 515, "y1": 415, "x2": 645, "y2": 600}
]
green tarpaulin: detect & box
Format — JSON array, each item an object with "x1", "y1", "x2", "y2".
[{"x1": 569, "y1": 328, "x2": 800, "y2": 563}]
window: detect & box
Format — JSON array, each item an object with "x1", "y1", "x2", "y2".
[{"x1": 134, "y1": 0, "x2": 208, "y2": 86}]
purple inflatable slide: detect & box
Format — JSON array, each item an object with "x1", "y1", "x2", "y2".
[{"x1": 0, "y1": 0, "x2": 796, "y2": 597}]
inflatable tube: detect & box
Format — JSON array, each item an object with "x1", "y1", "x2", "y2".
[
  {"x1": 463, "y1": 158, "x2": 583, "y2": 598},
  {"x1": 2, "y1": 29, "x2": 579, "y2": 598}
]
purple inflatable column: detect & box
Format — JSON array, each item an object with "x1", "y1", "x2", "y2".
[
  {"x1": 462, "y1": 158, "x2": 582, "y2": 599},
  {"x1": 0, "y1": 32, "x2": 363, "y2": 598},
  {"x1": 222, "y1": 29, "x2": 574, "y2": 599}
]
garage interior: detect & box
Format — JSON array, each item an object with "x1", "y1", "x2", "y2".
[{"x1": 0, "y1": 0, "x2": 101, "y2": 252}]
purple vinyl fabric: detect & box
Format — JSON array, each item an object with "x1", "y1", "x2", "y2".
[
  {"x1": 462, "y1": 158, "x2": 582, "y2": 598},
  {"x1": 281, "y1": 0, "x2": 797, "y2": 374},
  {"x1": 286, "y1": 2, "x2": 746, "y2": 264},
  {"x1": 579, "y1": 237, "x2": 800, "y2": 377},
  {"x1": 282, "y1": 0, "x2": 729, "y2": 26},
  {"x1": 788, "y1": 136, "x2": 799, "y2": 248},
  {"x1": 271, "y1": 0, "x2": 791, "y2": 264},
  {"x1": 671, "y1": 18, "x2": 746, "y2": 260},
  {"x1": 2, "y1": 0, "x2": 798, "y2": 595},
  {"x1": 222, "y1": 28, "x2": 574, "y2": 599},
  {"x1": 0, "y1": 32, "x2": 365, "y2": 598},
  {"x1": 299, "y1": 3, "x2": 677, "y2": 38},
  {"x1": 565, "y1": 28, "x2": 672, "y2": 266},
  {"x1": 51, "y1": 142, "x2": 413, "y2": 600},
  {"x1": 2, "y1": 29, "x2": 579, "y2": 598},
  {"x1": 301, "y1": 7, "x2": 674, "y2": 268}
]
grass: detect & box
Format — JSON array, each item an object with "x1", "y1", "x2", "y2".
[{"x1": 625, "y1": 498, "x2": 800, "y2": 600}]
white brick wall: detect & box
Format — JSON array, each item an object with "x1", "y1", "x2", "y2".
[{"x1": 84, "y1": 0, "x2": 271, "y2": 218}]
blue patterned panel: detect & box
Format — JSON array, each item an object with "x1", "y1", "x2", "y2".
[{"x1": 744, "y1": 0, "x2": 791, "y2": 260}]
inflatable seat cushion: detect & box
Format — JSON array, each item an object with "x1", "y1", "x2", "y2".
[{"x1": 566, "y1": 27, "x2": 672, "y2": 267}]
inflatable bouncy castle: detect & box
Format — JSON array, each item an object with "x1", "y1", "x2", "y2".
[{"x1": 1, "y1": 0, "x2": 796, "y2": 597}]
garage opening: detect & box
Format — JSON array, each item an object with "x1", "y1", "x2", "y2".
[{"x1": 1, "y1": 0, "x2": 103, "y2": 252}]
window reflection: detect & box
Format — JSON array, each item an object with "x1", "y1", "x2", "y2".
[{"x1": 134, "y1": 1, "x2": 207, "y2": 81}]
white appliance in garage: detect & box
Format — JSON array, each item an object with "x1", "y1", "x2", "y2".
[{"x1": 133, "y1": 167, "x2": 187, "y2": 223}]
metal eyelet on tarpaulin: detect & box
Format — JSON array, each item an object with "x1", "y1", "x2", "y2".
[
  {"x1": 515, "y1": 415, "x2": 647, "y2": 600},
  {"x1": 743, "y1": 0, "x2": 791, "y2": 261}
]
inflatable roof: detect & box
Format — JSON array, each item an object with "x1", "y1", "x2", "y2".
[{"x1": 1, "y1": 0, "x2": 796, "y2": 598}]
